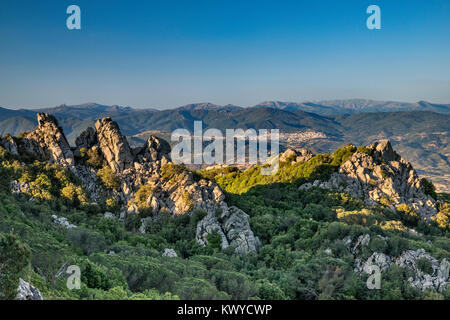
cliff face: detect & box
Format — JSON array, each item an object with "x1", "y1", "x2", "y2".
[
  {"x1": 1, "y1": 113, "x2": 259, "y2": 255},
  {"x1": 15, "y1": 113, "x2": 75, "y2": 167},
  {"x1": 299, "y1": 140, "x2": 437, "y2": 219},
  {"x1": 95, "y1": 117, "x2": 134, "y2": 173}
]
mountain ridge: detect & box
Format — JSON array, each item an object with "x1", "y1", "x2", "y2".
[
  {"x1": 0, "y1": 103, "x2": 448, "y2": 192},
  {"x1": 1, "y1": 112, "x2": 448, "y2": 300},
  {"x1": 2, "y1": 98, "x2": 450, "y2": 115}
]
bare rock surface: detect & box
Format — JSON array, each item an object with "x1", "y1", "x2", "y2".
[
  {"x1": 16, "y1": 278, "x2": 43, "y2": 300},
  {"x1": 344, "y1": 234, "x2": 448, "y2": 292},
  {"x1": 299, "y1": 140, "x2": 437, "y2": 219},
  {"x1": 18, "y1": 113, "x2": 75, "y2": 167},
  {"x1": 0, "y1": 134, "x2": 19, "y2": 155},
  {"x1": 279, "y1": 148, "x2": 313, "y2": 164},
  {"x1": 196, "y1": 206, "x2": 260, "y2": 255},
  {"x1": 95, "y1": 117, "x2": 134, "y2": 173},
  {"x1": 162, "y1": 248, "x2": 178, "y2": 257}
]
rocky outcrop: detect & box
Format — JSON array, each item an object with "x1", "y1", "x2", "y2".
[
  {"x1": 8, "y1": 113, "x2": 260, "y2": 255},
  {"x1": 196, "y1": 206, "x2": 260, "y2": 255},
  {"x1": 51, "y1": 215, "x2": 77, "y2": 229},
  {"x1": 136, "y1": 135, "x2": 171, "y2": 162},
  {"x1": 10, "y1": 180, "x2": 31, "y2": 194},
  {"x1": 95, "y1": 117, "x2": 134, "y2": 173},
  {"x1": 0, "y1": 134, "x2": 19, "y2": 155},
  {"x1": 344, "y1": 234, "x2": 449, "y2": 292},
  {"x1": 104, "y1": 212, "x2": 115, "y2": 219},
  {"x1": 74, "y1": 127, "x2": 97, "y2": 157},
  {"x1": 299, "y1": 140, "x2": 437, "y2": 219},
  {"x1": 162, "y1": 248, "x2": 178, "y2": 257},
  {"x1": 16, "y1": 278, "x2": 43, "y2": 300},
  {"x1": 279, "y1": 148, "x2": 313, "y2": 164},
  {"x1": 18, "y1": 113, "x2": 75, "y2": 167}
]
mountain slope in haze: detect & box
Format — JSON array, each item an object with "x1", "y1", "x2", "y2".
[
  {"x1": 256, "y1": 99, "x2": 450, "y2": 115},
  {"x1": 0, "y1": 107, "x2": 36, "y2": 122},
  {"x1": 88, "y1": 105, "x2": 342, "y2": 137},
  {"x1": 34, "y1": 102, "x2": 159, "y2": 120},
  {"x1": 0, "y1": 116, "x2": 37, "y2": 136}
]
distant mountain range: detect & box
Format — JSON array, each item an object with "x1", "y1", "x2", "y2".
[
  {"x1": 0, "y1": 100, "x2": 448, "y2": 141},
  {"x1": 0, "y1": 100, "x2": 448, "y2": 191},
  {"x1": 255, "y1": 99, "x2": 450, "y2": 115}
]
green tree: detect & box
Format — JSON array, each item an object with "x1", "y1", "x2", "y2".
[
  {"x1": 0, "y1": 233, "x2": 31, "y2": 300},
  {"x1": 97, "y1": 166, "x2": 120, "y2": 190}
]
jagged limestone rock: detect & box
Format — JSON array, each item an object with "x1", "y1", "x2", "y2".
[
  {"x1": 345, "y1": 235, "x2": 448, "y2": 292},
  {"x1": 0, "y1": 134, "x2": 19, "y2": 155},
  {"x1": 139, "y1": 135, "x2": 171, "y2": 162},
  {"x1": 104, "y1": 212, "x2": 116, "y2": 219},
  {"x1": 51, "y1": 215, "x2": 76, "y2": 229},
  {"x1": 95, "y1": 117, "x2": 134, "y2": 173},
  {"x1": 162, "y1": 248, "x2": 178, "y2": 257},
  {"x1": 299, "y1": 140, "x2": 437, "y2": 219},
  {"x1": 10, "y1": 180, "x2": 31, "y2": 194},
  {"x1": 16, "y1": 278, "x2": 43, "y2": 300},
  {"x1": 8, "y1": 113, "x2": 261, "y2": 255},
  {"x1": 74, "y1": 127, "x2": 97, "y2": 157},
  {"x1": 279, "y1": 148, "x2": 313, "y2": 164},
  {"x1": 196, "y1": 206, "x2": 260, "y2": 255},
  {"x1": 19, "y1": 113, "x2": 74, "y2": 167}
]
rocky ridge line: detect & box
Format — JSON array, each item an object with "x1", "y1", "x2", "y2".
[
  {"x1": 298, "y1": 140, "x2": 437, "y2": 219},
  {"x1": 0, "y1": 113, "x2": 259, "y2": 255}
]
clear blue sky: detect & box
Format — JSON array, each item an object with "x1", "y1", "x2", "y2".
[{"x1": 0, "y1": 0, "x2": 449, "y2": 109}]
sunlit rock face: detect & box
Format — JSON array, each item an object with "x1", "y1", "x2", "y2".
[
  {"x1": 299, "y1": 140, "x2": 437, "y2": 219},
  {"x1": 95, "y1": 117, "x2": 134, "y2": 173},
  {"x1": 6, "y1": 113, "x2": 259, "y2": 255},
  {"x1": 17, "y1": 113, "x2": 74, "y2": 167}
]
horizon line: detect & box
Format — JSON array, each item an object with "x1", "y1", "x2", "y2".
[{"x1": 1, "y1": 98, "x2": 449, "y2": 111}]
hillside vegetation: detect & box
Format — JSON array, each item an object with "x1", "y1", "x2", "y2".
[{"x1": 1, "y1": 138, "x2": 449, "y2": 300}]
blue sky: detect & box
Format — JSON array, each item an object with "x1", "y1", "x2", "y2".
[{"x1": 0, "y1": 0, "x2": 449, "y2": 109}]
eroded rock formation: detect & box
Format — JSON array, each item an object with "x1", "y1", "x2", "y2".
[
  {"x1": 16, "y1": 278, "x2": 43, "y2": 300},
  {"x1": 19, "y1": 113, "x2": 75, "y2": 167},
  {"x1": 196, "y1": 206, "x2": 260, "y2": 255},
  {"x1": 344, "y1": 234, "x2": 449, "y2": 292},
  {"x1": 3, "y1": 113, "x2": 259, "y2": 255},
  {"x1": 279, "y1": 148, "x2": 313, "y2": 164},
  {"x1": 95, "y1": 117, "x2": 134, "y2": 173},
  {"x1": 299, "y1": 140, "x2": 437, "y2": 219}
]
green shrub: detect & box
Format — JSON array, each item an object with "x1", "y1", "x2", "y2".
[
  {"x1": 86, "y1": 148, "x2": 104, "y2": 169},
  {"x1": 0, "y1": 233, "x2": 31, "y2": 300},
  {"x1": 206, "y1": 231, "x2": 222, "y2": 251},
  {"x1": 421, "y1": 178, "x2": 437, "y2": 199},
  {"x1": 174, "y1": 277, "x2": 230, "y2": 300},
  {"x1": 416, "y1": 257, "x2": 433, "y2": 275},
  {"x1": 331, "y1": 144, "x2": 356, "y2": 166},
  {"x1": 97, "y1": 166, "x2": 120, "y2": 190},
  {"x1": 133, "y1": 184, "x2": 154, "y2": 209},
  {"x1": 397, "y1": 204, "x2": 420, "y2": 227},
  {"x1": 356, "y1": 146, "x2": 372, "y2": 155},
  {"x1": 256, "y1": 279, "x2": 286, "y2": 300}
]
